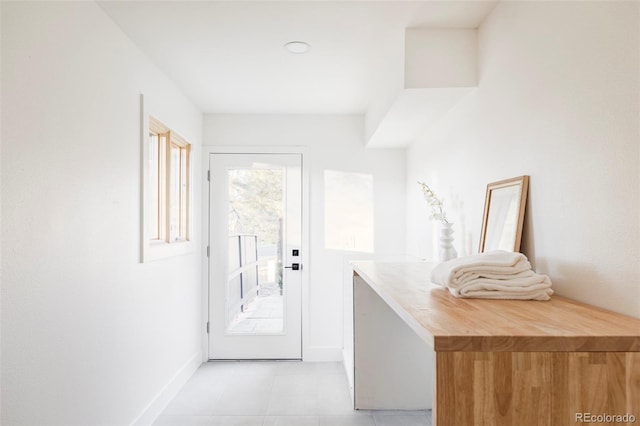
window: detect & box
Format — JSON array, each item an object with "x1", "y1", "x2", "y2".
[
  {"x1": 148, "y1": 117, "x2": 191, "y2": 244},
  {"x1": 324, "y1": 170, "x2": 374, "y2": 253}
]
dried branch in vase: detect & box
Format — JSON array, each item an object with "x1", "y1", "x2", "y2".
[{"x1": 418, "y1": 181, "x2": 448, "y2": 223}]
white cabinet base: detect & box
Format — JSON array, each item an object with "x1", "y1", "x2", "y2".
[{"x1": 353, "y1": 275, "x2": 433, "y2": 409}]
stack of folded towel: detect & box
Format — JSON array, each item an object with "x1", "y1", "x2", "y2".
[{"x1": 430, "y1": 250, "x2": 553, "y2": 300}]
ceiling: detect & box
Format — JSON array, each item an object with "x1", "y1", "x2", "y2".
[{"x1": 98, "y1": 1, "x2": 497, "y2": 115}]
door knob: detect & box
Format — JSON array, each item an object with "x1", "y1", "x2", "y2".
[{"x1": 284, "y1": 263, "x2": 301, "y2": 270}]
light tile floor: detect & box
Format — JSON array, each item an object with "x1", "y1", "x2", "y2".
[
  {"x1": 228, "y1": 295, "x2": 284, "y2": 334},
  {"x1": 154, "y1": 361, "x2": 432, "y2": 426}
]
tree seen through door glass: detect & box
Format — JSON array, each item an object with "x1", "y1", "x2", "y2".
[{"x1": 226, "y1": 166, "x2": 285, "y2": 334}]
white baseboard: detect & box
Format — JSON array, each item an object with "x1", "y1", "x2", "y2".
[
  {"x1": 131, "y1": 351, "x2": 202, "y2": 426},
  {"x1": 303, "y1": 346, "x2": 342, "y2": 362}
]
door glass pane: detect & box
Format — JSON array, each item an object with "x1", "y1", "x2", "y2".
[{"x1": 226, "y1": 166, "x2": 285, "y2": 334}]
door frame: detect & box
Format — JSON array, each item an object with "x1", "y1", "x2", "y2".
[{"x1": 201, "y1": 145, "x2": 310, "y2": 361}]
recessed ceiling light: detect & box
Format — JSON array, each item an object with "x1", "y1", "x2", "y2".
[{"x1": 284, "y1": 41, "x2": 311, "y2": 54}]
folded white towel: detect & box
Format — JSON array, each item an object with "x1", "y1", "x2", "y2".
[
  {"x1": 454, "y1": 276, "x2": 553, "y2": 300},
  {"x1": 431, "y1": 250, "x2": 532, "y2": 288},
  {"x1": 430, "y1": 250, "x2": 553, "y2": 301}
]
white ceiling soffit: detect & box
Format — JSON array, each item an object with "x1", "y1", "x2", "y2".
[
  {"x1": 98, "y1": 1, "x2": 497, "y2": 115},
  {"x1": 365, "y1": 27, "x2": 478, "y2": 147},
  {"x1": 366, "y1": 87, "x2": 475, "y2": 148}
]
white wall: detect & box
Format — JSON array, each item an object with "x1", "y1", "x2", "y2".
[
  {"x1": 404, "y1": 28, "x2": 477, "y2": 89},
  {"x1": 203, "y1": 114, "x2": 406, "y2": 360},
  {"x1": 1, "y1": 2, "x2": 203, "y2": 425},
  {"x1": 0, "y1": 1, "x2": 3, "y2": 421},
  {"x1": 406, "y1": 1, "x2": 640, "y2": 318}
]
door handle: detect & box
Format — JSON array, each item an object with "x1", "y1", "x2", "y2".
[{"x1": 284, "y1": 263, "x2": 301, "y2": 271}]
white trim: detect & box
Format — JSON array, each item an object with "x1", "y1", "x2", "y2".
[
  {"x1": 202, "y1": 145, "x2": 308, "y2": 155},
  {"x1": 144, "y1": 240, "x2": 194, "y2": 262},
  {"x1": 301, "y1": 151, "x2": 311, "y2": 361},
  {"x1": 139, "y1": 94, "x2": 147, "y2": 262},
  {"x1": 130, "y1": 351, "x2": 202, "y2": 426},
  {"x1": 201, "y1": 146, "x2": 310, "y2": 361}
]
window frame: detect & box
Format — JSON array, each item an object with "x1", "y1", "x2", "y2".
[
  {"x1": 141, "y1": 105, "x2": 193, "y2": 262},
  {"x1": 149, "y1": 117, "x2": 168, "y2": 242},
  {"x1": 167, "y1": 132, "x2": 191, "y2": 243}
]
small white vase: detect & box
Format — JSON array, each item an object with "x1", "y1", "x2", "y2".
[{"x1": 438, "y1": 222, "x2": 458, "y2": 262}]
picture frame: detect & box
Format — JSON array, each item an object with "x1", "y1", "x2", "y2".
[{"x1": 479, "y1": 175, "x2": 529, "y2": 253}]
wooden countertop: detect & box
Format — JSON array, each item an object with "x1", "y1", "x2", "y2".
[{"x1": 352, "y1": 260, "x2": 640, "y2": 352}]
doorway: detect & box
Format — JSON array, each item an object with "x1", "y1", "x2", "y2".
[{"x1": 208, "y1": 153, "x2": 303, "y2": 359}]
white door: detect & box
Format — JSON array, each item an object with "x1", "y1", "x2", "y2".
[{"x1": 208, "y1": 153, "x2": 303, "y2": 359}]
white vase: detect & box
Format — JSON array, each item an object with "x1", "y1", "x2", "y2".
[{"x1": 438, "y1": 222, "x2": 458, "y2": 262}]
